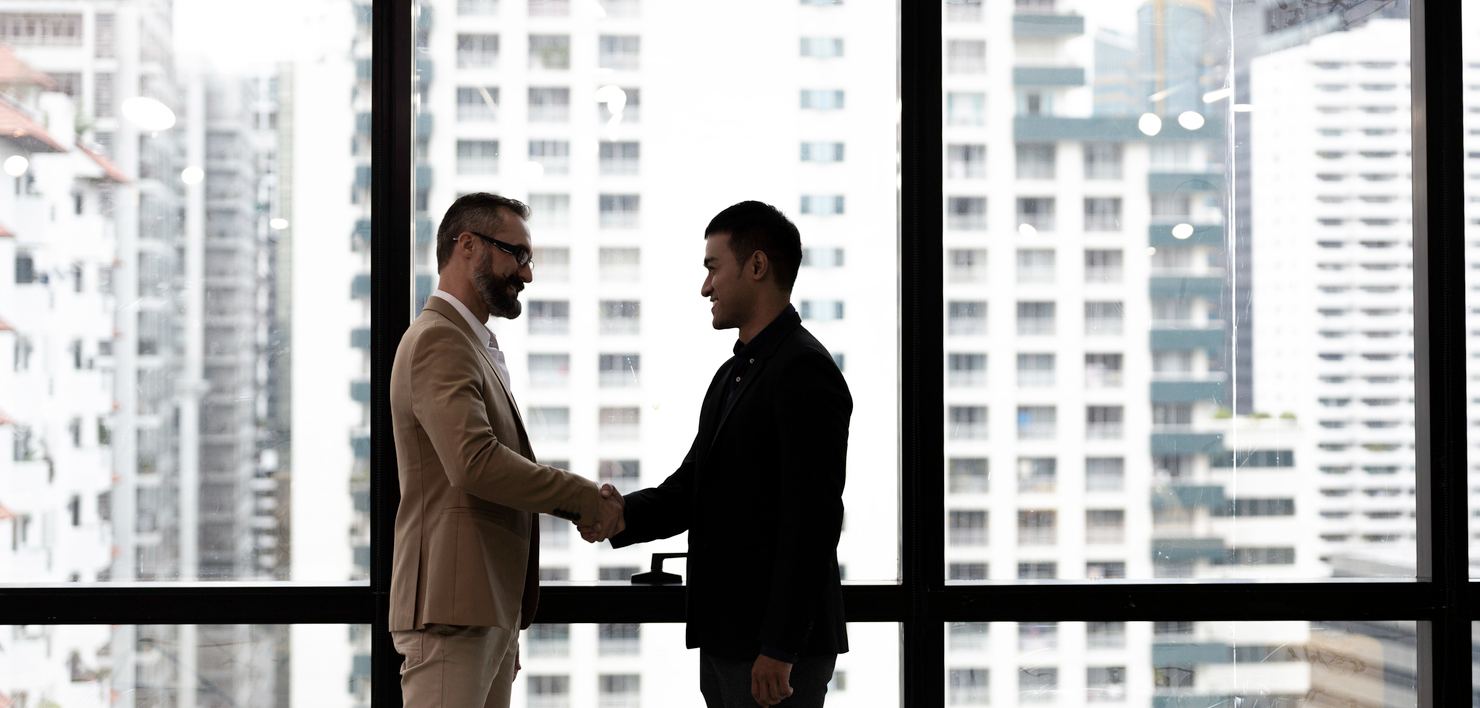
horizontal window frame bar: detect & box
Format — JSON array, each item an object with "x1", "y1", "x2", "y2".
[{"x1": 0, "y1": 582, "x2": 1467, "y2": 625}]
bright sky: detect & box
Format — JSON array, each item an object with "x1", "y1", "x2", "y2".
[{"x1": 174, "y1": 0, "x2": 343, "y2": 72}]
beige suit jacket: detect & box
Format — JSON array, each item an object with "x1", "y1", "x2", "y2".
[{"x1": 389, "y1": 296, "x2": 601, "y2": 632}]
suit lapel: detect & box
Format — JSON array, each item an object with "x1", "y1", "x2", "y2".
[
  {"x1": 423, "y1": 297, "x2": 529, "y2": 436},
  {"x1": 710, "y1": 357, "x2": 771, "y2": 447}
]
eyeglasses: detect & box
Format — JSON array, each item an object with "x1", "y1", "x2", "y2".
[{"x1": 464, "y1": 231, "x2": 534, "y2": 268}]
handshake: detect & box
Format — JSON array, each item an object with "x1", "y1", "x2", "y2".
[{"x1": 578, "y1": 483, "x2": 626, "y2": 543}]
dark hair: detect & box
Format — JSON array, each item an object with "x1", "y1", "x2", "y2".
[
  {"x1": 703, "y1": 200, "x2": 803, "y2": 292},
  {"x1": 436, "y1": 192, "x2": 531, "y2": 271}
]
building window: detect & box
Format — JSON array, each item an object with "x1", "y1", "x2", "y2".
[
  {"x1": 1016, "y1": 143, "x2": 1056, "y2": 179},
  {"x1": 801, "y1": 141, "x2": 846, "y2": 163},
  {"x1": 949, "y1": 562, "x2": 989, "y2": 581},
  {"x1": 946, "y1": 0, "x2": 984, "y2": 21},
  {"x1": 0, "y1": 12, "x2": 83, "y2": 46},
  {"x1": 948, "y1": 301, "x2": 987, "y2": 336},
  {"x1": 948, "y1": 668, "x2": 990, "y2": 705},
  {"x1": 1084, "y1": 143, "x2": 1123, "y2": 179},
  {"x1": 458, "y1": 0, "x2": 500, "y2": 14},
  {"x1": 1084, "y1": 353, "x2": 1123, "y2": 388},
  {"x1": 456, "y1": 140, "x2": 500, "y2": 175},
  {"x1": 16, "y1": 251, "x2": 36, "y2": 284},
  {"x1": 456, "y1": 33, "x2": 500, "y2": 68},
  {"x1": 598, "y1": 353, "x2": 640, "y2": 387},
  {"x1": 948, "y1": 510, "x2": 988, "y2": 546},
  {"x1": 1017, "y1": 457, "x2": 1056, "y2": 493},
  {"x1": 529, "y1": 300, "x2": 570, "y2": 335},
  {"x1": 1084, "y1": 249, "x2": 1123, "y2": 283},
  {"x1": 1017, "y1": 563, "x2": 1057, "y2": 580},
  {"x1": 947, "y1": 196, "x2": 987, "y2": 230},
  {"x1": 529, "y1": 0, "x2": 570, "y2": 16},
  {"x1": 598, "y1": 625, "x2": 642, "y2": 656},
  {"x1": 1016, "y1": 248, "x2": 1055, "y2": 284},
  {"x1": 800, "y1": 36, "x2": 844, "y2": 58},
  {"x1": 948, "y1": 622, "x2": 989, "y2": 651},
  {"x1": 530, "y1": 193, "x2": 571, "y2": 227},
  {"x1": 1084, "y1": 197, "x2": 1122, "y2": 232},
  {"x1": 529, "y1": 87, "x2": 571, "y2": 122},
  {"x1": 1018, "y1": 510, "x2": 1056, "y2": 545},
  {"x1": 529, "y1": 407, "x2": 571, "y2": 442},
  {"x1": 800, "y1": 194, "x2": 845, "y2": 215},
  {"x1": 1016, "y1": 301, "x2": 1055, "y2": 336},
  {"x1": 948, "y1": 353, "x2": 987, "y2": 387},
  {"x1": 1087, "y1": 406, "x2": 1124, "y2": 440},
  {"x1": 1016, "y1": 353, "x2": 1055, "y2": 388},
  {"x1": 1085, "y1": 301, "x2": 1124, "y2": 336},
  {"x1": 1087, "y1": 562, "x2": 1126, "y2": 580},
  {"x1": 948, "y1": 406, "x2": 988, "y2": 440},
  {"x1": 599, "y1": 194, "x2": 641, "y2": 228},
  {"x1": 599, "y1": 247, "x2": 641, "y2": 282},
  {"x1": 527, "y1": 676, "x2": 570, "y2": 704},
  {"x1": 599, "y1": 141, "x2": 641, "y2": 175},
  {"x1": 948, "y1": 248, "x2": 987, "y2": 283},
  {"x1": 456, "y1": 86, "x2": 499, "y2": 121},
  {"x1": 599, "y1": 35, "x2": 641, "y2": 70},
  {"x1": 1086, "y1": 457, "x2": 1124, "y2": 492},
  {"x1": 800, "y1": 89, "x2": 846, "y2": 110},
  {"x1": 95, "y1": 72, "x2": 115, "y2": 118},
  {"x1": 1016, "y1": 197, "x2": 1056, "y2": 232},
  {"x1": 947, "y1": 91, "x2": 986, "y2": 126},
  {"x1": 599, "y1": 407, "x2": 640, "y2": 441},
  {"x1": 528, "y1": 34, "x2": 570, "y2": 69},
  {"x1": 947, "y1": 144, "x2": 986, "y2": 178},
  {"x1": 597, "y1": 87, "x2": 641, "y2": 123},
  {"x1": 526, "y1": 622, "x2": 570, "y2": 657},
  {"x1": 949, "y1": 458, "x2": 989, "y2": 493},
  {"x1": 534, "y1": 246, "x2": 569, "y2": 281},
  {"x1": 1087, "y1": 666, "x2": 1127, "y2": 703},
  {"x1": 800, "y1": 300, "x2": 846, "y2": 321},
  {"x1": 802, "y1": 247, "x2": 845, "y2": 268},
  {"x1": 599, "y1": 300, "x2": 641, "y2": 334},
  {"x1": 946, "y1": 39, "x2": 987, "y2": 74},
  {"x1": 1019, "y1": 666, "x2": 1058, "y2": 703},
  {"x1": 528, "y1": 353, "x2": 571, "y2": 387},
  {"x1": 1085, "y1": 507, "x2": 1126, "y2": 546},
  {"x1": 598, "y1": 460, "x2": 640, "y2": 487}
]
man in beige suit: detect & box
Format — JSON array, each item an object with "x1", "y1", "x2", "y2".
[{"x1": 390, "y1": 192, "x2": 625, "y2": 707}]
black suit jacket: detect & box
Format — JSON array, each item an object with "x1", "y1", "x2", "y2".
[{"x1": 611, "y1": 311, "x2": 851, "y2": 660}]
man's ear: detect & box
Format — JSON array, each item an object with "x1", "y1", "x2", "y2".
[{"x1": 749, "y1": 250, "x2": 770, "y2": 281}]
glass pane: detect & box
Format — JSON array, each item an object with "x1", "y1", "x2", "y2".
[
  {"x1": 942, "y1": 0, "x2": 1415, "y2": 581},
  {"x1": 413, "y1": 1, "x2": 900, "y2": 581},
  {"x1": 0, "y1": 624, "x2": 369, "y2": 706},
  {"x1": 945, "y1": 620, "x2": 1419, "y2": 706},
  {"x1": 517, "y1": 622, "x2": 897, "y2": 708},
  {"x1": 1465, "y1": 0, "x2": 1480, "y2": 574},
  {"x1": 0, "y1": 3, "x2": 363, "y2": 581}
]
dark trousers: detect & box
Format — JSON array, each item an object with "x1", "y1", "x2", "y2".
[{"x1": 699, "y1": 650, "x2": 837, "y2": 708}]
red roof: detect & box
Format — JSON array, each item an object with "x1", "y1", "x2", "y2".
[
  {"x1": 0, "y1": 504, "x2": 14, "y2": 521},
  {"x1": 76, "y1": 140, "x2": 129, "y2": 182},
  {"x1": 0, "y1": 317, "x2": 13, "y2": 332},
  {"x1": 0, "y1": 222, "x2": 11, "y2": 238},
  {"x1": 0, "y1": 97, "x2": 63, "y2": 152},
  {"x1": 0, "y1": 408, "x2": 13, "y2": 426},
  {"x1": 0, "y1": 45, "x2": 56, "y2": 90}
]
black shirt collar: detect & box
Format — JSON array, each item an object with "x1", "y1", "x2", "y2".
[{"x1": 732, "y1": 304, "x2": 800, "y2": 359}]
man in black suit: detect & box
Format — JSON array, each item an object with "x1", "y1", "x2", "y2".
[{"x1": 579, "y1": 200, "x2": 851, "y2": 707}]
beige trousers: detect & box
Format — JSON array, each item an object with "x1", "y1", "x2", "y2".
[{"x1": 392, "y1": 624, "x2": 519, "y2": 708}]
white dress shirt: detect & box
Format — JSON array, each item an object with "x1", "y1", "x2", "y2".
[{"x1": 431, "y1": 289, "x2": 512, "y2": 392}]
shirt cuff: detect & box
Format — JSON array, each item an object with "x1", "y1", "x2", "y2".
[{"x1": 760, "y1": 645, "x2": 798, "y2": 664}]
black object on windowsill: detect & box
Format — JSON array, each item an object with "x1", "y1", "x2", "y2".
[{"x1": 632, "y1": 553, "x2": 687, "y2": 585}]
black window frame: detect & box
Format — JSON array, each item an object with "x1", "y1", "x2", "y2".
[{"x1": 0, "y1": 1, "x2": 1472, "y2": 706}]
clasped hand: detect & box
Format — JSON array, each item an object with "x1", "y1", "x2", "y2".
[{"x1": 577, "y1": 483, "x2": 625, "y2": 543}]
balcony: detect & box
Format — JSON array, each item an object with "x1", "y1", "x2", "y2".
[
  {"x1": 1149, "y1": 275, "x2": 1224, "y2": 300},
  {"x1": 1150, "y1": 379, "x2": 1226, "y2": 404},
  {"x1": 1150, "y1": 432, "x2": 1224, "y2": 455},
  {"x1": 1148, "y1": 170, "x2": 1225, "y2": 194},
  {"x1": 1148, "y1": 223, "x2": 1224, "y2": 247},
  {"x1": 1015, "y1": 115, "x2": 1221, "y2": 142},
  {"x1": 1150, "y1": 327, "x2": 1222, "y2": 353},
  {"x1": 1011, "y1": 12, "x2": 1085, "y2": 38},
  {"x1": 1013, "y1": 66, "x2": 1086, "y2": 87}
]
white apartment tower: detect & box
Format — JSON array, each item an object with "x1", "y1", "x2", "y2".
[{"x1": 1250, "y1": 19, "x2": 1417, "y2": 571}]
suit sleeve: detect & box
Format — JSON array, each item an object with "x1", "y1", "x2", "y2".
[
  {"x1": 759, "y1": 352, "x2": 851, "y2": 658},
  {"x1": 609, "y1": 432, "x2": 699, "y2": 547},
  {"x1": 410, "y1": 323, "x2": 601, "y2": 522}
]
